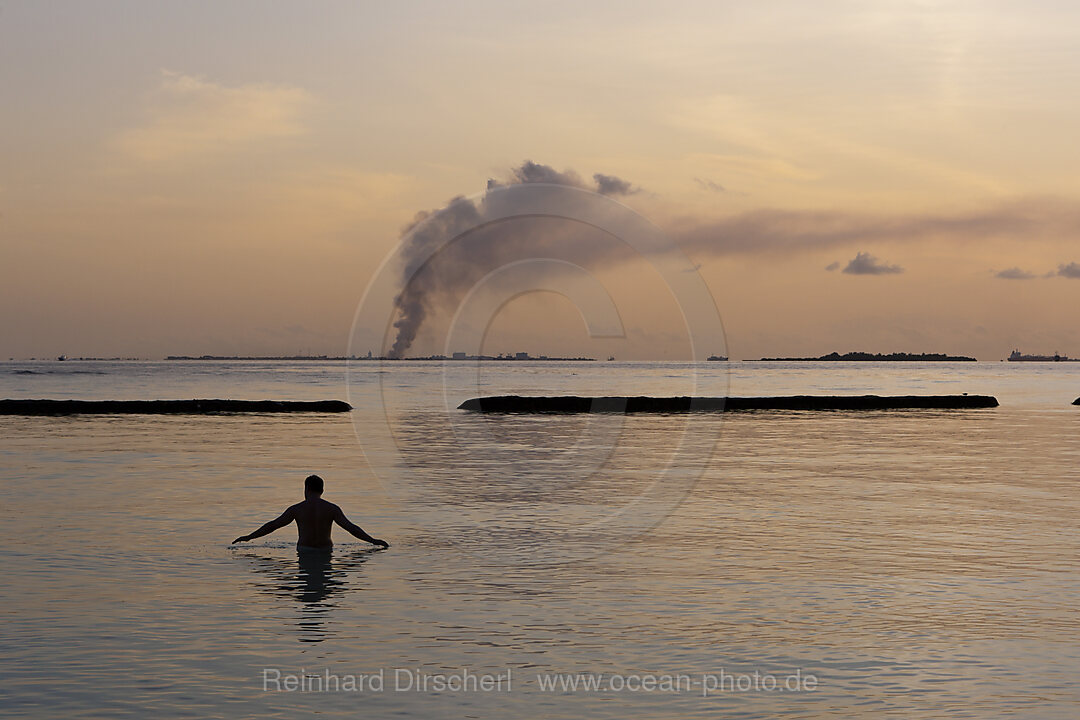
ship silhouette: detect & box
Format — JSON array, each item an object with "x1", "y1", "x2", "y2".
[{"x1": 1007, "y1": 349, "x2": 1076, "y2": 362}]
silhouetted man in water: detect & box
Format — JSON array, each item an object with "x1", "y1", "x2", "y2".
[{"x1": 232, "y1": 475, "x2": 389, "y2": 550}]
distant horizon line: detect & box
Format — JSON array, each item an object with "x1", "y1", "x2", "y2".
[{"x1": 5, "y1": 349, "x2": 1074, "y2": 363}]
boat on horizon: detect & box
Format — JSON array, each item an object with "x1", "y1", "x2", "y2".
[{"x1": 1007, "y1": 349, "x2": 1078, "y2": 362}]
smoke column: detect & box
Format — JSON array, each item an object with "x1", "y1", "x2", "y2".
[
  {"x1": 385, "y1": 163, "x2": 1080, "y2": 358},
  {"x1": 387, "y1": 161, "x2": 636, "y2": 358}
]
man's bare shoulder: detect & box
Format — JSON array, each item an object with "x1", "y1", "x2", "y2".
[{"x1": 304, "y1": 497, "x2": 341, "y2": 513}]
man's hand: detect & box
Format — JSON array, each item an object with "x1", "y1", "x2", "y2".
[
  {"x1": 333, "y1": 506, "x2": 388, "y2": 548},
  {"x1": 232, "y1": 508, "x2": 295, "y2": 546}
]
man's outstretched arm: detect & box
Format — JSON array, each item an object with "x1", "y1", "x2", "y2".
[
  {"x1": 334, "y1": 507, "x2": 389, "y2": 548},
  {"x1": 233, "y1": 507, "x2": 295, "y2": 544}
]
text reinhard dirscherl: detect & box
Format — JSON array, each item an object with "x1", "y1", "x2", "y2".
[{"x1": 261, "y1": 668, "x2": 819, "y2": 697}]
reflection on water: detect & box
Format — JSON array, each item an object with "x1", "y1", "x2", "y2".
[
  {"x1": 3, "y1": 361, "x2": 1080, "y2": 718},
  {"x1": 237, "y1": 547, "x2": 383, "y2": 643}
]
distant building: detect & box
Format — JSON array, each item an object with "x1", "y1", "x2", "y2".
[
  {"x1": 515, "y1": 352, "x2": 529, "y2": 360},
  {"x1": 452, "y1": 351, "x2": 466, "y2": 360}
]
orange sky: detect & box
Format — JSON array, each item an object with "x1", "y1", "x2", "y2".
[{"x1": 2, "y1": 1, "x2": 1079, "y2": 360}]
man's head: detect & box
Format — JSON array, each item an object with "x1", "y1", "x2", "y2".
[{"x1": 304, "y1": 474, "x2": 324, "y2": 497}]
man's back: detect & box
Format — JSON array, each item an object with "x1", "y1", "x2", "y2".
[{"x1": 292, "y1": 497, "x2": 339, "y2": 549}]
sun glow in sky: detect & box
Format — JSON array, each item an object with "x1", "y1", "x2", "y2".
[{"x1": 3, "y1": 1, "x2": 1079, "y2": 360}]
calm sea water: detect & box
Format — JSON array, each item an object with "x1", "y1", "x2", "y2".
[{"x1": 1, "y1": 360, "x2": 1078, "y2": 718}]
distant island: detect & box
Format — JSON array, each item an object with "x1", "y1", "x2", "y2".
[
  {"x1": 54, "y1": 356, "x2": 143, "y2": 361},
  {"x1": 166, "y1": 355, "x2": 348, "y2": 361},
  {"x1": 759, "y1": 352, "x2": 977, "y2": 362},
  {"x1": 165, "y1": 353, "x2": 595, "y2": 362}
]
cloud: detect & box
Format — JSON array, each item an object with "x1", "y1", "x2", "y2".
[
  {"x1": 671, "y1": 199, "x2": 1080, "y2": 256},
  {"x1": 694, "y1": 178, "x2": 727, "y2": 193},
  {"x1": 1058, "y1": 262, "x2": 1080, "y2": 278},
  {"x1": 113, "y1": 71, "x2": 312, "y2": 164},
  {"x1": 996, "y1": 267, "x2": 1038, "y2": 280},
  {"x1": 593, "y1": 173, "x2": 636, "y2": 196},
  {"x1": 507, "y1": 160, "x2": 582, "y2": 187},
  {"x1": 824, "y1": 261, "x2": 841, "y2": 271},
  {"x1": 842, "y1": 251, "x2": 903, "y2": 275},
  {"x1": 486, "y1": 162, "x2": 636, "y2": 197}
]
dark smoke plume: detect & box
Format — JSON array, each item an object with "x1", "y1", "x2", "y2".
[
  {"x1": 593, "y1": 173, "x2": 636, "y2": 196},
  {"x1": 388, "y1": 161, "x2": 636, "y2": 358},
  {"x1": 387, "y1": 161, "x2": 1080, "y2": 357}
]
